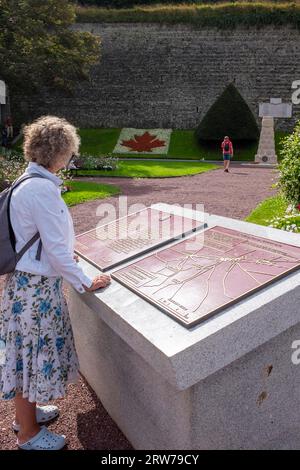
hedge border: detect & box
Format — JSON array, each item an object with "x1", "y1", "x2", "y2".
[{"x1": 76, "y1": 2, "x2": 300, "y2": 29}]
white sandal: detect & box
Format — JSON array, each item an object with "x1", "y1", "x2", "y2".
[
  {"x1": 13, "y1": 405, "x2": 59, "y2": 432},
  {"x1": 18, "y1": 426, "x2": 66, "y2": 451}
]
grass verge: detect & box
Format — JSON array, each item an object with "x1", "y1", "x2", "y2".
[
  {"x1": 245, "y1": 193, "x2": 288, "y2": 226},
  {"x1": 74, "y1": 160, "x2": 218, "y2": 178},
  {"x1": 62, "y1": 180, "x2": 120, "y2": 206}
]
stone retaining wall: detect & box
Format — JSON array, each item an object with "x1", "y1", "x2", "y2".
[{"x1": 24, "y1": 23, "x2": 300, "y2": 131}]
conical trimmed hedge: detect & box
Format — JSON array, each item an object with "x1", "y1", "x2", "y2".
[{"x1": 196, "y1": 83, "x2": 259, "y2": 142}]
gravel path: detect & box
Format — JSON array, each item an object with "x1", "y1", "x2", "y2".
[
  {"x1": 0, "y1": 166, "x2": 278, "y2": 450},
  {"x1": 70, "y1": 166, "x2": 278, "y2": 234},
  {"x1": 0, "y1": 377, "x2": 132, "y2": 450}
]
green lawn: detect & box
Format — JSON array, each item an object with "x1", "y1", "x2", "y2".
[
  {"x1": 245, "y1": 194, "x2": 288, "y2": 227},
  {"x1": 168, "y1": 135, "x2": 259, "y2": 162},
  {"x1": 167, "y1": 130, "x2": 207, "y2": 159},
  {"x1": 62, "y1": 181, "x2": 120, "y2": 206},
  {"x1": 74, "y1": 160, "x2": 217, "y2": 178},
  {"x1": 79, "y1": 128, "x2": 120, "y2": 155},
  {"x1": 77, "y1": 128, "x2": 289, "y2": 162}
]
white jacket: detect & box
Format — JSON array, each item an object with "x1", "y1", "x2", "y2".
[{"x1": 10, "y1": 162, "x2": 93, "y2": 293}]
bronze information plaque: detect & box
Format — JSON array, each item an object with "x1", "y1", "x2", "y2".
[
  {"x1": 112, "y1": 226, "x2": 300, "y2": 328},
  {"x1": 75, "y1": 208, "x2": 204, "y2": 271}
]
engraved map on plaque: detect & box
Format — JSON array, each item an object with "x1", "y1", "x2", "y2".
[
  {"x1": 112, "y1": 226, "x2": 300, "y2": 328},
  {"x1": 75, "y1": 208, "x2": 203, "y2": 271}
]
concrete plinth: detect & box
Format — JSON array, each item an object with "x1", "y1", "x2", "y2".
[
  {"x1": 69, "y1": 204, "x2": 300, "y2": 450},
  {"x1": 255, "y1": 116, "x2": 278, "y2": 164}
]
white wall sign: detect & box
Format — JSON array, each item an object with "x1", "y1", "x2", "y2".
[
  {"x1": 0, "y1": 80, "x2": 6, "y2": 105},
  {"x1": 259, "y1": 98, "x2": 292, "y2": 118}
]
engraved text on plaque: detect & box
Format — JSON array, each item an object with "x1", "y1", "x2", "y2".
[{"x1": 112, "y1": 226, "x2": 300, "y2": 327}]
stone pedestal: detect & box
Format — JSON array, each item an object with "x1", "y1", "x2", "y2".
[
  {"x1": 69, "y1": 204, "x2": 300, "y2": 450},
  {"x1": 255, "y1": 116, "x2": 278, "y2": 164}
]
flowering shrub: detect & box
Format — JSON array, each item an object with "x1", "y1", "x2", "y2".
[
  {"x1": 279, "y1": 123, "x2": 300, "y2": 206},
  {"x1": 0, "y1": 150, "x2": 24, "y2": 164},
  {"x1": 0, "y1": 152, "x2": 74, "y2": 194},
  {"x1": 0, "y1": 152, "x2": 27, "y2": 188},
  {"x1": 269, "y1": 205, "x2": 300, "y2": 234},
  {"x1": 57, "y1": 168, "x2": 73, "y2": 194},
  {"x1": 73, "y1": 154, "x2": 119, "y2": 171},
  {"x1": 58, "y1": 167, "x2": 73, "y2": 181},
  {"x1": 0, "y1": 147, "x2": 19, "y2": 159}
]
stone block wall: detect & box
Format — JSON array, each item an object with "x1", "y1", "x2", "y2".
[{"x1": 25, "y1": 23, "x2": 300, "y2": 131}]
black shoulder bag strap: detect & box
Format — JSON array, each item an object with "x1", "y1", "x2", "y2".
[{"x1": 8, "y1": 174, "x2": 47, "y2": 262}]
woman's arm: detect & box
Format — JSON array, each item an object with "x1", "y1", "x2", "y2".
[{"x1": 32, "y1": 182, "x2": 94, "y2": 294}]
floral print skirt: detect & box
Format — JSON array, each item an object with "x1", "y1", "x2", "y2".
[{"x1": 0, "y1": 271, "x2": 79, "y2": 403}]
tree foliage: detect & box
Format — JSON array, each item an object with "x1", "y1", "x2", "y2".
[
  {"x1": 76, "y1": 0, "x2": 288, "y2": 7},
  {"x1": 0, "y1": 0, "x2": 101, "y2": 96},
  {"x1": 77, "y1": 0, "x2": 222, "y2": 6},
  {"x1": 195, "y1": 83, "x2": 259, "y2": 143},
  {"x1": 76, "y1": 3, "x2": 300, "y2": 30},
  {"x1": 279, "y1": 122, "x2": 300, "y2": 205},
  {"x1": 76, "y1": 1, "x2": 285, "y2": 6}
]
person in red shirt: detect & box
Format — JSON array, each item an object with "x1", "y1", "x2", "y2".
[
  {"x1": 5, "y1": 116, "x2": 13, "y2": 139},
  {"x1": 221, "y1": 136, "x2": 233, "y2": 173}
]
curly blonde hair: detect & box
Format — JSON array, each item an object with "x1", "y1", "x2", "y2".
[{"x1": 23, "y1": 116, "x2": 80, "y2": 169}]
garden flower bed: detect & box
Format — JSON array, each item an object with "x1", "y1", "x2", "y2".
[{"x1": 113, "y1": 128, "x2": 172, "y2": 154}]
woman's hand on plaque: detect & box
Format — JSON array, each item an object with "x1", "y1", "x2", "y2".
[{"x1": 84, "y1": 274, "x2": 111, "y2": 292}]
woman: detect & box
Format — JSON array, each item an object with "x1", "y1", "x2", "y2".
[
  {"x1": 221, "y1": 135, "x2": 233, "y2": 173},
  {"x1": 0, "y1": 116, "x2": 111, "y2": 450}
]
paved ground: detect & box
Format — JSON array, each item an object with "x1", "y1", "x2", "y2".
[
  {"x1": 70, "y1": 165, "x2": 278, "y2": 234},
  {"x1": 0, "y1": 377, "x2": 132, "y2": 450},
  {"x1": 0, "y1": 166, "x2": 278, "y2": 450}
]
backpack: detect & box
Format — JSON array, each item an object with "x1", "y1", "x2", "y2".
[
  {"x1": 0, "y1": 174, "x2": 45, "y2": 275},
  {"x1": 224, "y1": 142, "x2": 230, "y2": 152}
]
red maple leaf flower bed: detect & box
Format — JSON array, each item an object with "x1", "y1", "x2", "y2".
[{"x1": 121, "y1": 131, "x2": 166, "y2": 153}]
